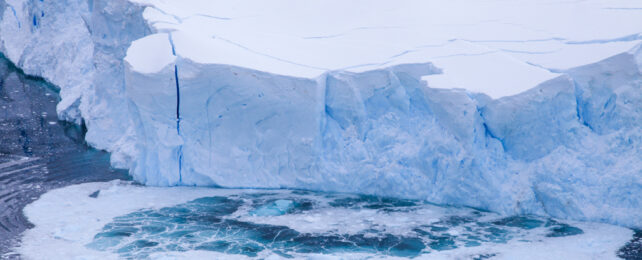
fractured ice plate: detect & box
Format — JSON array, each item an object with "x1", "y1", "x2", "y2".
[
  {"x1": 16, "y1": 181, "x2": 635, "y2": 259},
  {"x1": 128, "y1": 0, "x2": 642, "y2": 98}
]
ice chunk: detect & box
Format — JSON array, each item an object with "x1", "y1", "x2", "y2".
[
  {"x1": 125, "y1": 33, "x2": 176, "y2": 74},
  {"x1": 250, "y1": 200, "x2": 295, "y2": 216}
]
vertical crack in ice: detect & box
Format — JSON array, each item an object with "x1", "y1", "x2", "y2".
[
  {"x1": 571, "y1": 79, "x2": 595, "y2": 132},
  {"x1": 205, "y1": 96, "x2": 214, "y2": 170},
  {"x1": 176, "y1": 63, "x2": 182, "y2": 185},
  {"x1": 168, "y1": 33, "x2": 183, "y2": 184},
  {"x1": 315, "y1": 73, "x2": 329, "y2": 165},
  {"x1": 477, "y1": 107, "x2": 506, "y2": 151},
  {"x1": 481, "y1": 121, "x2": 505, "y2": 150},
  {"x1": 8, "y1": 5, "x2": 21, "y2": 28},
  {"x1": 174, "y1": 65, "x2": 180, "y2": 133}
]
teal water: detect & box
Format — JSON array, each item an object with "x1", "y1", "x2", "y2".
[{"x1": 88, "y1": 192, "x2": 585, "y2": 258}]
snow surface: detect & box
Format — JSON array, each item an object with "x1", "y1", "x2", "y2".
[
  {"x1": 128, "y1": 0, "x2": 642, "y2": 97},
  {"x1": 0, "y1": 0, "x2": 641, "y2": 227},
  {"x1": 124, "y1": 33, "x2": 175, "y2": 74}
]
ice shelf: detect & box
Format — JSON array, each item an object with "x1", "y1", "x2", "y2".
[{"x1": 0, "y1": 0, "x2": 641, "y2": 227}]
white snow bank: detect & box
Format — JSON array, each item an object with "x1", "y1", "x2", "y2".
[
  {"x1": 124, "y1": 33, "x2": 175, "y2": 74},
  {"x1": 129, "y1": 0, "x2": 642, "y2": 97}
]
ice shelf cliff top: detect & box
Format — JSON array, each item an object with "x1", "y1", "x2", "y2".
[{"x1": 126, "y1": 0, "x2": 642, "y2": 98}]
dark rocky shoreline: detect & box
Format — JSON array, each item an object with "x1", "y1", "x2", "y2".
[{"x1": 0, "y1": 55, "x2": 129, "y2": 258}]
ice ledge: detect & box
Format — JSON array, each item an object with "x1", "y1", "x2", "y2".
[
  {"x1": 124, "y1": 33, "x2": 176, "y2": 74},
  {"x1": 127, "y1": 0, "x2": 642, "y2": 98}
]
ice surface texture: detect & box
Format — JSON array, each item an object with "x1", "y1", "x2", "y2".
[
  {"x1": 18, "y1": 182, "x2": 633, "y2": 259},
  {"x1": 1, "y1": 0, "x2": 641, "y2": 227},
  {"x1": 87, "y1": 192, "x2": 585, "y2": 258}
]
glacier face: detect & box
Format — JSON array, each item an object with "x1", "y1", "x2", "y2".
[
  {"x1": 1, "y1": 0, "x2": 641, "y2": 228},
  {"x1": 125, "y1": 41, "x2": 642, "y2": 227}
]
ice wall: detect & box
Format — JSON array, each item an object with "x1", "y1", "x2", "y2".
[
  {"x1": 1, "y1": 0, "x2": 641, "y2": 228},
  {"x1": 123, "y1": 32, "x2": 642, "y2": 227},
  {"x1": 482, "y1": 52, "x2": 642, "y2": 226}
]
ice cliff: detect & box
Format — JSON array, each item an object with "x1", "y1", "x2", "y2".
[{"x1": 1, "y1": 0, "x2": 641, "y2": 227}]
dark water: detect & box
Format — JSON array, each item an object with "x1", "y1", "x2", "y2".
[
  {"x1": 619, "y1": 230, "x2": 642, "y2": 260},
  {"x1": 0, "y1": 55, "x2": 130, "y2": 258},
  {"x1": 87, "y1": 192, "x2": 588, "y2": 259}
]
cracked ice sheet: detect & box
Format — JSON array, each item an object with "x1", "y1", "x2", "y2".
[
  {"x1": 128, "y1": 0, "x2": 642, "y2": 98},
  {"x1": 16, "y1": 181, "x2": 279, "y2": 259},
  {"x1": 17, "y1": 181, "x2": 634, "y2": 260},
  {"x1": 485, "y1": 40, "x2": 642, "y2": 71}
]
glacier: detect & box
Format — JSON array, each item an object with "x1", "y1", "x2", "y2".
[{"x1": 0, "y1": 0, "x2": 641, "y2": 228}]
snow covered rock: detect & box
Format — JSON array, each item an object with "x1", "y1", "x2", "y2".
[{"x1": 1, "y1": 0, "x2": 641, "y2": 227}]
